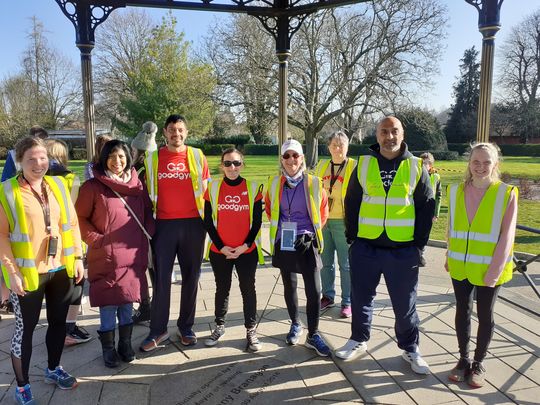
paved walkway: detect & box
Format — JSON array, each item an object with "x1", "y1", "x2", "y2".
[{"x1": 0, "y1": 244, "x2": 538, "y2": 405}]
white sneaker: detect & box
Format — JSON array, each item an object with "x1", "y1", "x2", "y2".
[
  {"x1": 204, "y1": 325, "x2": 225, "y2": 347},
  {"x1": 334, "y1": 339, "x2": 368, "y2": 360},
  {"x1": 402, "y1": 350, "x2": 430, "y2": 374}
]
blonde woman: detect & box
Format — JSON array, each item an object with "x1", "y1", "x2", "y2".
[{"x1": 446, "y1": 143, "x2": 518, "y2": 388}]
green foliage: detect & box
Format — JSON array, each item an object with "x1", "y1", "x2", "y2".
[
  {"x1": 448, "y1": 143, "x2": 540, "y2": 157},
  {"x1": 189, "y1": 144, "x2": 236, "y2": 155},
  {"x1": 445, "y1": 47, "x2": 480, "y2": 143},
  {"x1": 114, "y1": 13, "x2": 216, "y2": 138},
  {"x1": 71, "y1": 148, "x2": 87, "y2": 160},
  {"x1": 412, "y1": 150, "x2": 459, "y2": 160},
  {"x1": 395, "y1": 108, "x2": 448, "y2": 151},
  {"x1": 243, "y1": 144, "x2": 280, "y2": 155},
  {"x1": 203, "y1": 135, "x2": 251, "y2": 147}
]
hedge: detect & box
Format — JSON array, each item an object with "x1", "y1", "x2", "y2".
[
  {"x1": 243, "y1": 144, "x2": 280, "y2": 155},
  {"x1": 71, "y1": 148, "x2": 87, "y2": 160},
  {"x1": 448, "y1": 143, "x2": 540, "y2": 157},
  {"x1": 190, "y1": 144, "x2": 236, "y2": 155},
  {"x1": 412, "y1": 150, "x2": 460, "y2": 161}
]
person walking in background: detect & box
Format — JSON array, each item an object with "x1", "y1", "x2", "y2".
[
  {"x1": 446, "y1": 143, "x2": 518, "y2": 388},
  {"x1": 76, "y1": 140, "x2": 155, "y2": 368},
  {"x1": 0, "y1": 136, "x2": 84, "y2": 404},
  {"x1": 265, "y1": 139, "x2": 331, "y2": 357},
  {"x1": 315, "y1": 131, "x2": 356, "y2": 318},
  {"x1": 336, "y1": 116, "x2": 434, "y2": 375},
  {"x1": 130, "y1": 121, "x2": 158, "y2": 324},
  {"x1": 45, "y1": 139, "x2": 93, "y2": 347},
  {"x1": 84, "y1": 134, "x2": 113, "y2": 181},
  {"x1": 419, "y1": 152, "x2": 442, "y2": 267},
  {"x1": 140, "y1": 114, "x2": 210, "y2": 351},
  {"x1": 203, "y1": 148, "x2": 264, "y2": 351}
]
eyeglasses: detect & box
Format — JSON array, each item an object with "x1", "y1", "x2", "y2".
[
  {"x1": 282, "y1": 152, "x2": 300, "y2": 160},
  {"x1": 223, "y1": 160, "x2": 242, "y2": 167}
]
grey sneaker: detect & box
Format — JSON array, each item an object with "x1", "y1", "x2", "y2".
[
  {"x1": 246, "y1": 328, "x2": 262, "y2": 352},
  {"x1": 205, "y1": 325, "x2": 225, "y2": 347}
]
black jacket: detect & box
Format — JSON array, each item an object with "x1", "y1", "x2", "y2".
[{"x1": 344, "y1": 142, "x2": 435, "y2": 249}]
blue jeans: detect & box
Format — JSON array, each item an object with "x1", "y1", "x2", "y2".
[
  {"x1": 349, "y1": 240, "x2": 420, "y2": 353},
  {"x1": 99, "y1": 304, "x2": 133, "y2": 332},
  {"x1": 320, "y1": 219, "x2": 351, "y2": 306}
]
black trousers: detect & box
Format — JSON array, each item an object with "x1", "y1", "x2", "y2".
[
  {"x1": 10, "y1": 269, "x2": 73, "y2": 386},
  {"x1": 209, "y1": 249, "x2": 258, "y2": 329},
  {"x1": 273, "y1": 243, "x2": 322, "y2": 336},
  {"x1": 149, "y1": 218, "x2": 206, "y2": 335},
  {"x1": 452, "y1": 278, "x2": 501, "y2": 362}
]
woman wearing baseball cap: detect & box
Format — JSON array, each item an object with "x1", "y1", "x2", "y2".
[{"x1": 265, "y1": 139, "x2": 331, "y2": 357}]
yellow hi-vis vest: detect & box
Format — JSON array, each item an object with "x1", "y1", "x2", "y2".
[
  {"x1": 267, "y1": 174, "x2": 324, "y2": 255},
  {"x1": 429, "y1": 172, "x2": 440, "y2": 192},
  {"x1": 447, "y1": 182, "x2": 516, "y2": 286},
  {"x1": 356, "y1": 155, "x2": 422, "y2": 241},
  {"x1": 204, "y1": 178, "x2": 264, "y2": 264},
  {"x1": 314, "y1": 158, "x2": 357, "y2": 202},
  {"x1": 0, "y1": 176, "x2": 77, "y2": 291},
  {"x1": 63, "y1": 172, "x2": 81, "y2": 203},
  {"x1": 144, "y1": 146, "x2": 206, "y2": 217}
]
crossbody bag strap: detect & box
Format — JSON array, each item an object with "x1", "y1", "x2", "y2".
[{"x1": 112, "y1": 190, "x2": 152, "y2": 240}]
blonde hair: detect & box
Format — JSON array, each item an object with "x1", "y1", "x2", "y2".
[
  {"x1": 327, "y1": 131, "x2": 349, "y2": 146},
  {"x1": 15, "y1": 136, "x2": 48, "y2": 163},
  {"x1": 45, "y1": 139, "x2": 69, "y2": 167},
  {"x1": 464, "y1": 142, "x2": 502, "y2": 184}
]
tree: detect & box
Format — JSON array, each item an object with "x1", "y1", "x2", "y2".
[
  {"x1": 113, "y1": 13, "x2": 216, "y2": 138},
  {"x1": 498, "y1": 9, "x2": 540, "y2": 143},
  {"x1": 204, "y1": 15, "x2": 276, "y2": 144},
  {"x1": 395, "y1": 108, "x2": 447, "y2": 151},
  {"x1": 444, "y1": 46, "x2": 480, "y2": 143}
]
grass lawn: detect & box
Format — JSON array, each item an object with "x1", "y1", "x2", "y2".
[{"x1": 2, "y1": 155, "x2": 539, "y2": 254}]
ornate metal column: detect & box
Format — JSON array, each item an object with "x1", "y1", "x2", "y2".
[
  {"x1": 55, "y1": 1, "x2": 117, "y2": 161},
  {"x1": 466, "y1": 0, "x2": 504, "y2": 143}
]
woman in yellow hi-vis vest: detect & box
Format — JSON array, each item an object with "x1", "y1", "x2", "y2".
[
  {"x1": 446, "y1": 143, "x2": 518, "y2": 388},
  {"x1": 265, "y1": 139, "x2": 330, "y2": 357},
  {"x1": 0, "y1": 136, "x2": 84, "y2": 404}
]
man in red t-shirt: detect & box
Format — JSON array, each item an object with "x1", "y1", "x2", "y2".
[{"x1": 140, "y1": 114, "x2": 210, "y2": 352}]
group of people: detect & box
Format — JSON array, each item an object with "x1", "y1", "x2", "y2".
[{"x1": 0, "y1": 114, "x2": 517, "y2": 405}]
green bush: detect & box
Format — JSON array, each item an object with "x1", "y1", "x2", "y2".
[
  {"x1": 71, "y1": 148, "x2": 87, "y2": 160},
  {"x1": 447, "y1": 143, "x2": 469, "y2": 155},
  {"x1": 412, "y1": 150, "x2": 459, "y2": 160},
  {"x1": 190, "y1": 144, "x2": 236, "y2": 155},
  {"x1": 0, "y1": 146, "x2": 8, "y2": 160},
  {"x1": 499, "y1": 144, "x2": 540, "y2": 157},
  {"x1": 204, "y1": 134, "x2": 251, "y2": 147},
  {"x1": 244, "y1": 144, "x2": 280, "y2": 155}
]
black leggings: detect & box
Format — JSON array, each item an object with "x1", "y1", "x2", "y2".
[
  {"x1": 209, "y1": 249, "x2": 258, "y2": 329},
  {"x1": 10, "y1": 269, "x2": 73, "y2": 386},
  {"x1": 452, "y1": 278, "x2": 500, "y2": 363}
]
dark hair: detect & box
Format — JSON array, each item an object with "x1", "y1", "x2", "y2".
[
  {"x1": 220, "y1": 147, "x2": 244, "y2": 163},
  {"x1": 92, "y1": 134, "x2": 114, "y2": 164},
  {"x1": 98, "y1": 140, "x2": 132, "y2": 173},
  {"x1": 164, "y1": 114, "x2": 188, "y2": 129},
  {"x1": 15, "y1": 136, "x2": 48, "y2": 163},
  {"x1": 29, "y1": 125, "x2": 48, "y2": 139}
]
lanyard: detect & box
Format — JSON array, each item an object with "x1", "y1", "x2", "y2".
[
  {"x1": 284, "y1": 183, "x2": 299, "y2": 221},
  {"x1": 22, "y1": 175, "x2": 51, "y2": 234},
  {"x1": 328, "y1": 159, "x2": 346, "y2": 196}
]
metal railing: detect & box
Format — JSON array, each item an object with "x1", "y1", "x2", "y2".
[{"x1": 513, "y1": 224, "x2": 540, "y2": 300}]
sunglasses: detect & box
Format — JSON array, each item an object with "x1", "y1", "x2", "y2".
[
  {"x1": 223, "y1": 160, "x2": 242, "y2": 167},
  {"x1": 282, "y1": 152, "x2": 300, "y2": 160}
]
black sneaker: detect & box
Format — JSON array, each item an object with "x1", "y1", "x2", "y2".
[
  {"x1": 448, "y1": 357, "x2": 471, "y2": 382},
  {"x1": 0, "y1": 300, "x2": 13, "y2": 314},
  {"x1": 132, "y1": 302, "x2": 151, "y2": 324},
  {"x1": 65, "y1": 325, "x2": 92, "y2": 346}
]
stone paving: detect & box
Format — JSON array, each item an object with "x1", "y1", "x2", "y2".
[{"x1": 0, "y1": 244, "x2": 538, "y2": 405}]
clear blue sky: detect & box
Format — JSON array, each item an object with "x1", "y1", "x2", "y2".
[{"x1": 0, "y1": 0, "x2": 539, "y2": 111}]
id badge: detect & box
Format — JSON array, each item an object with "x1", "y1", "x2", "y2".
[{"x1": 280, "y1": 222, "x2": 297, "y2": 251}]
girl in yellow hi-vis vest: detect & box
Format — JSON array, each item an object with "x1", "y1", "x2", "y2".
[
  {"x1": 0, "y1": 136, "x2": 84, "y2": 404},
  {"x1": 446, "y1": 143, "x2": 518, "y2": 388}
]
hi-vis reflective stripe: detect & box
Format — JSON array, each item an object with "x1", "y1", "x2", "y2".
[
  {"x1": 448, "y1": 183, "x2": 507, "y2": 243},
  {"x1": 358, "y1": 155, "x2": 371, "y2": 190},
  {"x1": 359, "y1": 218, "x2": 415, "y2": 227},
  {"x1": 9, "y1": 234, "x2": 30, "y2": 242},
  {"x1": 3, "y1": 180, "x2": 19, "y2": 233},
  {"x1": 448, "y1": 251, "x2": 513, "y2": 265},
  {"x1": 48, "y1": 177, "x2": 72, "y2": 225},
  {"x1": 362, "y1": 196, "x2": 412, "y2": 205},
  {"x1": 146, "y1": 151, "x2": 156, "y2": 205},
  {"x1": 16, "y1": 258, "x2": 36, "y2": 268},
  {"x1": 310, "y1": 175, "x2": 322, "y2": 232}
]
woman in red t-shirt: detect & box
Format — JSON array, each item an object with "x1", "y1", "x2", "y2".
[{"x1": 203, "y1": 148, "x2": 263, "y2": 351}]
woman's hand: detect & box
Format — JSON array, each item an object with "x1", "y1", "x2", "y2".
[
  {"x1": 229, "y1": 244, "x2": 249, "y2": 259},
  {"x1": 220, "y1": 246, "x2": 237, "y2": 259},
  {"x1": 8, "y1": 272, "x2": 26, "y2": 296},
  {"x1": 74, "y1": 259, "x2": 85, "y2": 283}
]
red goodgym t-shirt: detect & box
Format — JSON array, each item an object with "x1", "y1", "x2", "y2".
[
  {"x1": 157, "y1": 147, "x2": 210, "y2": 219},
  {"x1": 204, "y1": 179, "x2": 262, "y2": 253}
]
